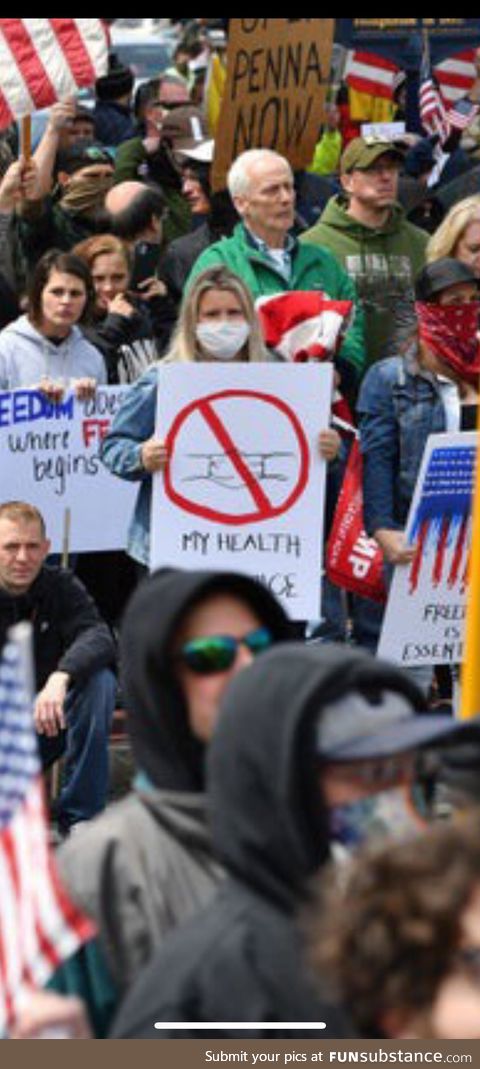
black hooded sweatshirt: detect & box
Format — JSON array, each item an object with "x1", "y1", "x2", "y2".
[
  {"x1": 111, "y1": 643, "x2": 421, "y2": 1038},
  {"x1": 58, "y1": 568, "x2": 292, "y2": 994}
]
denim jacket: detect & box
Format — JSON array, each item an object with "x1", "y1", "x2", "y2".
[
  {"x1": 357, "y1": 345, "x2": 447, "y2": 536},
  {"x1": 100, "y1": 364, "x2": 159, "y2": 565}
]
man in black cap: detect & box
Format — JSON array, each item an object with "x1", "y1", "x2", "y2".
[
  {"x1": 12, "y1": 139, "x2": 114, "y2": 290},
  {"x1": 111, "y1": 642, "x2": 480, "y2": 1037}
]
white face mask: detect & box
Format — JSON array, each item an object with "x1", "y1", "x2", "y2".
[{"x1": 196, "y1": 320, "x2": 251, "y2": 361}]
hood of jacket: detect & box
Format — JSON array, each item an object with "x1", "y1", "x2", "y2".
[
  {"x1": 0, "y1": 314, "x2": 85, "y2": 356},
  {"x1": 119, "y1": 568, "x2": 292, "y2": 793},
  {"x1": 207, "y1": 642, "x2": 425, "y2": 909},
  {"x1": 319, "y1": 195, "x2": 410, "y2": 241}
]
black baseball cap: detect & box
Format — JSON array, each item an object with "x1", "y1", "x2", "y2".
[{"x1": 415, "y1": 257, "x2": 480, "y2": 302}]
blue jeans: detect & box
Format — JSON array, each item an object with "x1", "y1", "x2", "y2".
[{"x1": 38, "y1": 668, "x2": 116, "y2": 831}]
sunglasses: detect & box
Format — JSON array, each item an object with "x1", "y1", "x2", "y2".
[{"x1": 177, "y1": 627, "x2": 273, "y2": 675}]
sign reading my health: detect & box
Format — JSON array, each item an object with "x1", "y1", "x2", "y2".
[
  {"x1": 0, "y1": 386, "x2": 137, "y2": 553},
  {"x1": 378, "y1": 432, "x2": 476, "y2": 667},
  {"x1": 151, "y1": 364, "x2": 333, "y2": 619}
]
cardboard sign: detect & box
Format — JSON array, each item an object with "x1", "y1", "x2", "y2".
[
  {"x1": 378, "y1": 433, "x2": 476, "y2": 667},
  {"x1": 151, "y1": 363, "x2": 333, "y2": 618},
  {"x1": 0, "y1": 386, "x2": 137, "y2": 552},
  {"x1": 211, "y1": 19, "x2": 334, "y2": 192}
]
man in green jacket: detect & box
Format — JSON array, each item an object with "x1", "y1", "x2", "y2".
[
  {"x1": 302, "y1": 137, "x2": 428, "y2": 370},
  {"x1": 187, "y1": 148, "x2": 365, "y2": 395}
]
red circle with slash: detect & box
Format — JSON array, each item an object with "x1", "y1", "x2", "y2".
[{"x1": 164, "y1": 389, "x2": 310, "y2": 525}]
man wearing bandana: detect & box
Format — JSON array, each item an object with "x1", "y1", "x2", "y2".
[
  {"x1": 358, "y1": 257, "x2": 480, "y2": 574},
  {"x1": 12, "y1": 140, "x2": 114, "y2": 293}
]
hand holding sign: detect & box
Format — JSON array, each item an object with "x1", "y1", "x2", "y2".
[{"x1": 141, "y1": 437, "x2": 169, "y2": 473}]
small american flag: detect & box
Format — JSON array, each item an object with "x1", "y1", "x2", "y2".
[
  {"x1": 0, "y1": 19, "x2": 108, "y2": 131},
  {"x1": 0, "y1": 624, "x2": 94, "y2": 1036},
  {"x1": 446, "y1": 96, "x2": 480, "y2": 132},
  {"x1": 419, "y1": 38, "x2": 450, "y2": 145}
]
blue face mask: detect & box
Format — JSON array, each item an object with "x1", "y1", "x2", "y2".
[{"x1": 329, "y1": 785, "x2": 426, "y2": 851}]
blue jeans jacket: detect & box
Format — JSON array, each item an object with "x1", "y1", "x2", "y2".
[
  {"x1": 357, "y1": 346, "x2": 447, "y2": 536},
  {"x1": 100, "y1": 364, "x2": 158, "y2": 566}
]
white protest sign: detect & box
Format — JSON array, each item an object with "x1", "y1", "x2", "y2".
[
  {"x1": 0, "y1": 386, "x2": 137, "y2": 552},
  {"x1": 151, "y1": 363, "x2": 333, "y2": 618},
  {"x1": 378, "y1": 432, "x2": 476, "y2": 667},
  {"x1": 361, "y1": 122, "x2": 406, "y2": 140}
]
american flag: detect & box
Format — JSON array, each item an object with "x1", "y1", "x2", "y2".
[
  {"x1": 419, "y1": 38, "x2": 450, "y2": 145},
  {"x1": 446, "y1": 97, "x2": 480, "y2": 132},
  {"x1": 0, "y1": 19, "x2": 108, "y2": 131},
  {"x1": 0, "y1": 624, "x2": 94, "y2": 1036}
]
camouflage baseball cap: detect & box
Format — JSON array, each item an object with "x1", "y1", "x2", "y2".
[{"x1": 341, "y1": 136, "x2": 404, "y2": 174}]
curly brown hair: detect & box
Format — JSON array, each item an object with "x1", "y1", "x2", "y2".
[{"x1": 308, "y1": 813, "x2": 480, "y2": 1036}]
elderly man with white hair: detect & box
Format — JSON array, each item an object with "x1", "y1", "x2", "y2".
[{"x1": 187, "y1": 148, "x2": 365, "y2": 387}]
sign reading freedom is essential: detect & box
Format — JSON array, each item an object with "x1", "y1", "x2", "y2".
[
  {"x1": 0, "y1": 386, "x2": 137, "y2": 552},
  {"x1": 151, "y1": 363, "x2": 333, "y2": 618},
  {"x1": 211, "y1": 19, "x2": 334, "y2": 192},
  {"x1": 378, "y1": 432, "x2": 476, "y2": 668}
]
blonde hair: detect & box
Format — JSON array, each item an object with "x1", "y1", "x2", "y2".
[
  {"x1": 166, "y1": 266, "x2": 268, "y2": 364},
  {"x1": 427, "y1": 195, "x2": 480, "y2": 263},
  {"x1": 0, "y1": 501, "x2": 46, "y2": 536}
]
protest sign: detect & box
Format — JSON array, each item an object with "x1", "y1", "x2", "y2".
[
  {"x1": 151, "y1": 363, "x2": 332, "y2": 618},
  {"x1": 211, "y1": 19, "x2": 334, "y2": 192},
  {"x1": 0, "y1": 385, "x2": 137, "y2": 552},
  {"x1": 378, "y1": 432, "x2": 476, "y2": 667}
]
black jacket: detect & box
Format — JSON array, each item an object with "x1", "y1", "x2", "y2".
[
  {"x1": 83, "y1": 297, "x2": 173, "y2": 384},
  {"x1": 111, "y1": 643, "x2": 369, "y2": 1039},
  {"x1": 0, "y1": 566, "x2": 115, "y2": 689}
]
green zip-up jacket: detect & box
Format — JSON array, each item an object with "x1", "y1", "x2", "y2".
[
  {"x1": 302, "y1": 197, "x2": 428, "y2": 369},
  {"x1": 187, "y1": 222, "x2": 365, "y2": 386}
]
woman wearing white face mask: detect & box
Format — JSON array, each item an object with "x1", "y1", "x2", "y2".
[{"x1": 100, "y1": 267, "x2": 269, "y2": 567}]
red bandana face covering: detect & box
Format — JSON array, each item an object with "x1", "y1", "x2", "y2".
[{"x1": 415, "y1": 300, "x2": 480, "y2": 386}]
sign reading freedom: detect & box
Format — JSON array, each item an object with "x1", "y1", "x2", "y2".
[{"x1": 211, "y1": 19, "x2": 334, "y2": 192}]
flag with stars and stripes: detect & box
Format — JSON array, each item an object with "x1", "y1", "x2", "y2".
[
  {"x1": 419, "y1": 37, "x2": 451, "y2": 145},
  {"x1": 0, "y1": 19, "x2": 108, "y2": 131},
  {"x1": 0, "y1": 623, "x2": 94, "y2": 1035}
]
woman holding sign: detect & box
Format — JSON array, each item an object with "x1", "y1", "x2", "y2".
[
  {"x1": 357, "y1": 257, "x2": 480, "y2": 683},
  {"x1": 359, "y1": 258, "x2": 480, "y2": 569},
  {"x1": 102, "y1": 265, "x2": 340, "y2": 568},
  {"x1": 101, "y1": 266, "x2": 276, "y2": 567},
  {"x1": 0, "y1": 249, "x2": 106, "y2": 400}
]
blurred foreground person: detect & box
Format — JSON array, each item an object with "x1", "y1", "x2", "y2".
[
  {"x1": 112, "y1": 643, "x2": 477, "y2": 1038},
  {"x1": 54, "y1": 568, "x2": 291, "y2": 1034},
  {"x1": 311, "y1": 813, "x2": 480, "y2": 1040}
]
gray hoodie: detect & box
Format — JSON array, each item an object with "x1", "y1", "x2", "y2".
[{"x1": 0, "y1": 314, "x2": 107, "y2": 389}]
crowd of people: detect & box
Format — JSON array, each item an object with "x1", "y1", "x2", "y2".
[{"x1": 3, "y1": 17, "x2": 480, "y2": 1042}]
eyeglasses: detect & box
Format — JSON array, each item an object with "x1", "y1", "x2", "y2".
[{"x1": 177, "y1": 627, "x2": 273, "y2": 674}]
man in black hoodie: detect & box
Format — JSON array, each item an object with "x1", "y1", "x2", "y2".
[
  {"x1": 55, "y1": 566, "x2": 292, "y2": 1035},
  {"x1": 111, "y1": 643, "x2": 480, "y2": 1039}
]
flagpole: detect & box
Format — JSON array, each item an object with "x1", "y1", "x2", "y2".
[
  {"x1": 20, "y1": 116, "x2": 31, "y2": 161},
  {"x1": 460, "y1": 404, "x2": 480, "y2": 719}
]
